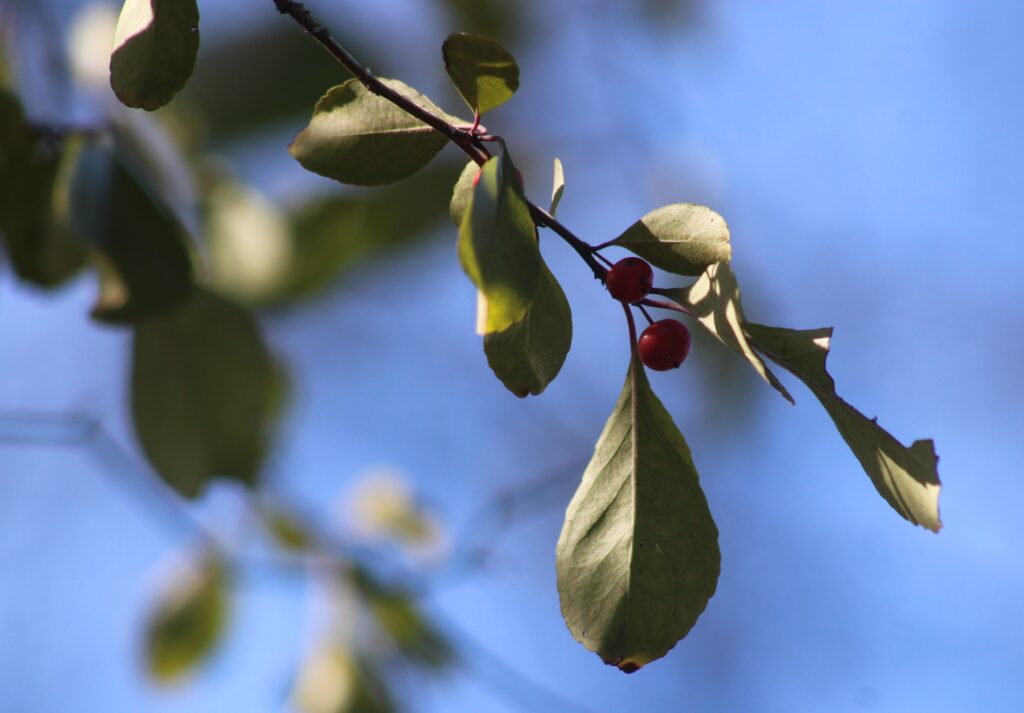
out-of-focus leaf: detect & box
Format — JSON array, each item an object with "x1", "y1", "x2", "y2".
[
  {"x1": 352, "y1": 568, "x2": 453, "y2": 670},
  {"x1": 448, "y1": 159, "x2": 477, "y2": 228},
  {"x1": 660, "y1": 262, "x2": 792, "y2": 402},
  {"x1": 442, "y1": 33, "x2": 519, "y2": 115},
  {"x1": 263, "y1": 505, "x2": 313, "y2": 552},
  {"x1": 0, "y1": 90, "x2": 85, "y2": 287},
  {"x1": 457, "y1": 149, "x2": 540, "y2": 333},
  {"x1": 550, "y1": 157, "x2": 565, "y2": 217},
  {"x1": 609, "y1": 203, "x2": 730, "y2": 276},
  {"x1": 345, "y1": 469, "x2": 447, "y2": 561},
  {"x1": 110, "y1": 0, "x2": 200, "y2": 111},
  {"x1": 557, "y1": 354, "x2": 720, "y2": 672},
  {"x1": 745, "y1": 323, "x2": 943, "y2": 531},
  {"x1": 483, "y1": 262, "x2": 571, "y2": 396},
  {"x1": 290, "y1": 79, "x2": 462, "y2": 187},
  {"x1": 439, "y1": 0, "x2": 522, "y2": 42},
  {"x1": 131, "y1": 289, "x2": 282, "y2": 498},
  {"x1": 292, "y1": 644, "x2": 395, "y2": 713},
  {"x1": 68, "y1": 142, "x2": 193, "y2": 323},
  {"x1": 252, "y1": 162, "x2": 455, "y2": 305},
  {"x1": 145, "y1": 550, "x2": 227, "y2": 683}
]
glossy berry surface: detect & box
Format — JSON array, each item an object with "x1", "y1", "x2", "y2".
[
  {"x1": 606, "y1": 257, "x2": 654, "y2": 304},
  {"x1": 638, "y1": 319, "x2": 691, "y2": 371}
]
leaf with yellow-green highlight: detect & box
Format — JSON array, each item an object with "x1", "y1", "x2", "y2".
[
  {"x1": 442, "y1": 33, "x2": 519, "y2": 114},
  {"x1": 483, "y1": 262, "x2": 571, "y2": 397},
  {"x1": 145, "y1": 551, "x2": 227, "y2": 683},
  {"x1": 290, "y1": 79, "x2": 463, "y2": 187},
  {"x1": 745, "y1": 323, "x2": 942, "y2": 532},
  {"x1": 608, "y1": 203, "x2": 730, "y2": 276},
  {"x1": 550, "y1": 158, "x2": 565, "y2": 217},
  {"x1": 448, "y1": 159, "x2": 478, "y2": 228},
  {"x1": 557, "y1": 354, "x2": 720, "y2": 672},
  {"x1": 110, "y1": 0, "x2": 200, "y2": 110},
  {"x1": 457, "y1": 149, "x2": 540, "y2": 334},
  {"x1": 660, "y1": 262, "x2": 792, "y2": 403}
]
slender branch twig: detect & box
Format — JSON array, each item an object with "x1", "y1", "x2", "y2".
[{"x1": 272, "y1": 0, "x2": 609, "y2": 282}]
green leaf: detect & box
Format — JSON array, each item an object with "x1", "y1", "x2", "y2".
[
  {"x1": 660, "y1": 262, "x2": 792, "y2": 402},
  {"x1": 292, "y1": 645, "x2": 395, "y2": 713},
  {"x1": 745, "y1": 323, "x2": 942, "y2": 531},
  {"x1": 457, "y1": 149, "x2": 540, "y2": 334},
  {"x1": 0, "y1": 91, "x2": 85, "y2": 287},
  {"x1": 131, "y1": 289, "x2": 282, "y2": 498},
  {"x1": 556, "y1": 355, "x2": 720, "y2": 672},
  {"x1": 550, "y1": 157, "x2": 565, "y2": 217},
  {"x1": 262, "y1": 505, "x2": 313, "y2": 552},
  {"x1": 110, "y1": 0, "x2": 200, "y2": 111},
  {"x1": 289, "y1": 79, "x2": 461, "y2": 187},
  {"x1": 442, "y1": 33, "x2": 519, "y2": 115},
  {"x1": 145, "y1": 550, "x2": 227, "y2": 683},
  {"x1": 448, "y1": 159, "x2": 478, "y2": 227},
  {"x1": 68, "y1": 143, "x2": 193, "y2": 323},
  {"x1": 608, "y1": 203, "x2": 731, "y2": 276},
  {"x1": 483, "y1": 262, "x2": 571, "y2": 396}
]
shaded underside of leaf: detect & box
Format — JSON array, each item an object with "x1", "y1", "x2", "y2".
[
  {"x1": 442, "y1": 32, "x2": 520, "y2": 114},
  {"x1": 0, "y1": 91, "x2": 84, "y2": 287},
  {"x1": 557, "y1": 356, "x2": 720, "y2": 671},
  {"x1": 131, "y1": 289, "x2": 281, "y2": 498},
  {"x1": 483, "y1": 261, "x2": 572, "y2": 396},
  {"x1": 448, "y1": 159, "x2": 478, "y2": 228},
  {"x1": 68, "y1": 143, "x2": 194, "y2": 323},
  {"x1": 661, "y1": 262, "x2": 792, "y2": 402},
  {"x1": 110, "y1": 0, "x2": 200, "y2": 111},
  {"x1": 611, "y1": 203, "x2": 731, "y2": 276},
  {"x1": 745, "y1": 322, "x2": 942, "y2": 531},
  {"x1": 457, "y1": 149, "x2": 540, "y2": 333},
  {"x1": 289, "y1": 78, "x2": 457, "y2": 186}
]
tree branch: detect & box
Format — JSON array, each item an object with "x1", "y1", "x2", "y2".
[{"x1": 272, "y1": 0, "x2": 608, "y2": 282}]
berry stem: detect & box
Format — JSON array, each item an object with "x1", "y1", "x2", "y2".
[
  {"x1": 622, "y1": 302, "x2": 640, "y2": 362},
  {"x1": 640, "y1": 296, "x2": 696, "y2": 318},
  {"x1": 637, "y1": 304, "x2": 655, "y2": 325}
]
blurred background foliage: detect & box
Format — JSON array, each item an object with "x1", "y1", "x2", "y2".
[{"x1": 2, "y1": 0, "x2": 1023, "y2": 711}]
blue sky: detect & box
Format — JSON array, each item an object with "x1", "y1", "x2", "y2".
[{"x1": 2, "y1": 1, "x2": 1023, "y2": 711}]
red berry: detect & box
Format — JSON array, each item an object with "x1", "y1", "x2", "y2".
[
  {"x1": 606, "y1": 257, "x2": 654, "y2": 304},
  {"x1": 638, "y1": 319, "x2": 691, "y2": 371}
]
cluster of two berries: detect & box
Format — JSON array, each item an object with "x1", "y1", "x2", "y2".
[{"x1": 606, "y1": 258, "x2": 692, "y2": 371}]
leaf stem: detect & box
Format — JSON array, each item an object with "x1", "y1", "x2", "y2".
[
  {"x1": 272, "y1": 0, "x2": 608, "y2": 283},
  {"x1": 640, "y1": 295, "x2": 695, "y2": 317}
]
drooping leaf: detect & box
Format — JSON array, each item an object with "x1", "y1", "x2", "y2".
[
  {"x1": 745, "y1": 323, "x2": 942, "y2": 531},
  {"x1": 549, "y1": 157, "x2": 565, "y2": 217},
  {"x1": 68, "y1": 143, "x2": 193, "y2": 323},
  {"x1": 660, "y1": 262, "x2": 792, "y2": 402},
  {"x1": 442, "y1": 32, "x2": 519, "y2": 115},
  {"x1": 448, "y1": 159, "x2": 478, "y2": 227},
  {"x1": 131, "y1": 289, "x2": 282, "y2": 498},
  {"x1": 110, "y1": 0, "x2": 200, "y2": 111},
  {"x1": 457, "y1": 149, "x2": 540, "y2": 333},
  {"x1": 289, "y1": 79, "x2": 463, "y2": 187},
  {"x1": 557, "y1": 354, "x2": 720, "y2": 672},
  {"x1": 145, "y1": 550, "x2": 227, "y2": 682},
  {"x1": 0, "y1": 91, "x2": 85, "y2": 287},
  {"x1": 483, "y1": 262, "x2": 571, "y2": 396},
  {"x1": 608, "y1": 203, "x2": 730, "y2": 276},
  {"x1": 292, "y1": 644, "x2": 395, "y2": 713}
]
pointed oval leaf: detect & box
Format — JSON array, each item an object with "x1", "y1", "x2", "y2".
[
  {"x1": 610, "y1": 203, "x2": 730, "y2": 276},
  {"x1": 0, "y1": 91, "x2": 85, "y2": 287},
  {"x1": 661, "y1": 262, "x2": 792, "y2": 403},
  {"x1": 549, "y1": 157, "x2": 565, "y2": 217},
  {"x1": 448, "y1": 159, "x2": 478, "y2": 227},
  {"x1": 483, "y1": 262, "x2": 572, "y2": 396},
  {"x1": 131, "y1": 289, "x2": 282, "y2": 498},
  {"x1": 145, "y1": 551, "x2": 227, "y2": 682},
  {"x1": 457, "y1": 149, "x2": 540, "y2": 333},
  {"x1": 442, "y1": 32, "x2": 519, "y2": 114},
  {"x1": 110, "y1": 0, "x2": 200, "y2": 111},
  {"x1": 68, "y1": 143, "x2": 194, "y2": 323},
  {"x1": 557, "y1": 356, "x2": 720, "y2": 672},
  {"x1": 745, "y1": 323, "x2": 942, "y2": 531},
  {"x1": 290, "y1": 79, "x2": 460, "y2": 187}
]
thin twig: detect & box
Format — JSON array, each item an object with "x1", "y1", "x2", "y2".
[{"x1": 272, "y1": 0, "x2": 608, "y2": 282}]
